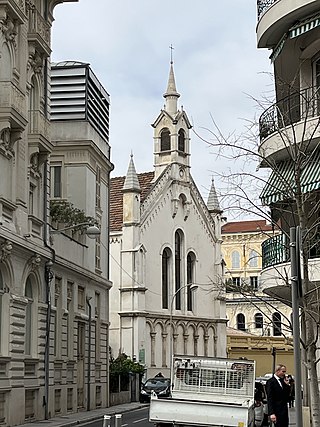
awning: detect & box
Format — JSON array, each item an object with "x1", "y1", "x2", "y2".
[
  {"x1": 269, "y1": 33, "x2": 288, "y2": 63},
  {"x1": 289, "y1": 13, "x2": 320, "y2": 39},
  {"x1": 260, "y1": 151, "x2": 320, "y2": 205}
]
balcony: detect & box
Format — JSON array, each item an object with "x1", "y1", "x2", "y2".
[
  {"x1": 257, "y1": 0, "x2": 277, "y2": 20},
  {"x1": 257, "y1": 0, "x2": 319, "y2": 48},
  {"x1": 0, "y1": 0, "x2": 26, "y2": 22},
  {"x1": 262, "y1": 232, "x2": 320, "y2": 269},
  {"x1": 258, "y1": 87, "x2": 320, "y2": 161},
  {"x1": 0, "y1": 81, "x2": 27, "y2": 129},
  {"x1": 27, "y1": 6, "x2": 51, "y2": 56},
  {"x1": 28, "y1": 109, "x2": 51, "y2": 147}
]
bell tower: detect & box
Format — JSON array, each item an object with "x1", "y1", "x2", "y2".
[{"x1": 152, "y1": 61, "x2": 192, "y2": 181}]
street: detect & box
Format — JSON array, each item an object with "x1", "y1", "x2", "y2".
[{"x1": 80, "y1": 406, "x2": 152, "y2": 427}]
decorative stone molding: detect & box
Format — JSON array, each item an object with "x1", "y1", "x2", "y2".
[
  {"x1": 0, "y1": 240, "x2": 13, "y2": 263},
  {"x1": 25, "y1": 0, "x2": 36, "y2": 11},
  {"x1": 27, "y1": 48, "x2": 43, "y2": 74},
  {"x1": 171, "y1": 197, "x2": 179, "y2": 218},
  {"x1": 29, "y1": 152, "x2": 41, "y2": 178},
  {"x1": 183, "y1": 200, "x2": 191, "y2": 221},
  {"x1": 29, "y1": 253, "x2": 41, "y2": 271},
  {"x1": 0, "y1": 15, "x2": 18, "y2": 47},
  {"x1": 0, "y1": 126, "x2": 21, "y2": 159}
]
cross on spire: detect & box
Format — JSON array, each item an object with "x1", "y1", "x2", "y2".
[{"x1": 169, "y1": 44, "x2": 174, "y2": 64}]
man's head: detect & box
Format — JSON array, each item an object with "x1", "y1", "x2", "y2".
[{"x1": 275, "y1": 364, "x2": 287, "y2": 378}]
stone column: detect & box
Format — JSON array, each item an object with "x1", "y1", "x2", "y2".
[
  {"x1": 204, "y1": 335, "x2": 209, "y2": 357},
  {"x1": 194, "y1": 335, "x2": 199, "y2": 356},
  {"x1": 162, "y1": 333, "x2": 167, "y2": 367},
  {"x1": 183, "y1": 334, "x2": 188, "y2": 354}
]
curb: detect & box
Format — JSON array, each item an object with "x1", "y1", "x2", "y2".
[{"x1": 18, "y1": 403, "x2": 149, "y2": 427}]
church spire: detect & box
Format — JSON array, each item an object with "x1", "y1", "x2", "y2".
[
  {"x1": 123, "y1": 154, "x2": 140, "y2": 192},
  {"x1": 163, "y1": 60, "x2": 180, "y2": 114},
  {"x1": 207, "y1": 178, "x2": 222, "y2": 213}
]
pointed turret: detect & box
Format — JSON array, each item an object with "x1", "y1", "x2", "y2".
[
  {"x1": 122, "y1": 155, "x2": 141, "y2": 226},
  {"x1": 123, "y1": 154, "x2": 140, "y2": 192},
  {"x1": 207, "y1": 178, "x2": 222, "y2": 214},
  {"x1": 163, "y1": 62, "x2": 180, "y2": 115}
]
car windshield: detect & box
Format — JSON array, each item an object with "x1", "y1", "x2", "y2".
[{"x1": 145, "y1": 378, "x2": 170, "y2": 387}]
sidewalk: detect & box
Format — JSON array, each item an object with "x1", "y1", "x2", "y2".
[{"x1": 18, "y1": 402, "x2": 148, "y2": 427}]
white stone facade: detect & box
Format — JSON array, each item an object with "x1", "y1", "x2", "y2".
[
  {"x1": 0, "y1": 1, "x2": 112, "y2": 424},
  {"x1": 109, "y1": 64, "x2": 227, "y2": 378}
]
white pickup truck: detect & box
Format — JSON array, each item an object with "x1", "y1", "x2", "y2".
[{"x1": 149, "y1": 355, "x2": 256, "y2": 427}]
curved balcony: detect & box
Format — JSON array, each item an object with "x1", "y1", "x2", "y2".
[
  {"x1": 257, "y1": 0, "x2": 277, "y2": 20},
  {"x1": 257, "y1": 0, "x2": 319, "y2": 48},
  {"x1": 262, "y1": 232, "x2": 320, "y2": 270},
  {"x1": 261, "y1": 232, "x2": 320, "y2": 303},
  {"x1": 258, "y1": 87, "x2": 320, "y2": 161}
]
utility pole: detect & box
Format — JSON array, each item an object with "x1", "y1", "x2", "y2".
[{"x1": 290, "y1": 227, "x2": 303, "y2": 427}]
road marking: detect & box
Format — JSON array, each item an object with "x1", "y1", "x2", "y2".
[
  {"x1": 133, "y1": 418, "x2": 147, "y2": 423},
  {"x1": 122, "y1": 424, "x2": 128, "y2": 426}
]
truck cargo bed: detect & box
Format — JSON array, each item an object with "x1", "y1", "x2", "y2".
[{"x1": 149, "y1": 395, "x2": 254, "y2": 427}]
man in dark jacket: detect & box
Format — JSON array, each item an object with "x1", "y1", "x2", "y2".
[{"x1": 266, "y1": 364, "x2": 290, "y2": 426}]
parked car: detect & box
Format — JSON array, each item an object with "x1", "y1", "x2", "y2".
[
  {"x1": 139, "y1": 377, "x2": 171, "y2": 403},
  {"x1": 255, "y1": 373, "x2": 272, "y2": 385}
]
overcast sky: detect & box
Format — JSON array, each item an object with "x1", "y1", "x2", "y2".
[{"x1": 51, "y1": 0, "x2": 273, "y2": 217}]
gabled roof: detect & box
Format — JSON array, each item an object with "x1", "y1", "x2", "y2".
[
  {"x1": 110, "y1": 171, "x2": 154, "y2": 232},
  {"x1": 152, "y1": 109, "x2": 192, "y2": 129},
  {"x1": 222, "y1": 220, "x2": 273, "y2": 234}
]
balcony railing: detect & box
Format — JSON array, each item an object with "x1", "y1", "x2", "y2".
[
  {"x1": 259, "y1": 87, "x2": 320, "y2": 141},
  {"x1": 27, "y1": 6, "x2": 51, "y2": 54},
  {"x1": 257, "y1": 0, "x2": 278, "y2": 19},
  {"x1": 28, "y1": 109, "x2": 50, "y2": 139},
  {"x1": 262, "y1": 234, "x2": 289, "y2": 269},
  {"x1": 262, "y1": 231, "x2": 320, "y2": 269}
]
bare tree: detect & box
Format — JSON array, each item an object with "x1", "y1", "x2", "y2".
[{"x1": 196, "y1": 83, "x2": 320, "y2": 425}]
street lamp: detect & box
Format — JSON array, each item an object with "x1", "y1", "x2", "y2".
[
  {"x1": 50, "y1": 222, "x2": 101, "y2": 239},
  {"x1": 169, "y1": 284, "x2": 198, "y2": 376}
]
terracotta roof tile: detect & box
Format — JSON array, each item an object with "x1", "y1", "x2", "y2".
[
  {"x1": 222, "y1": 220, "x2": 273, "y2": 234},
  {"x1": 110, "y1": 171, "x2": 154, "y2": 232}
]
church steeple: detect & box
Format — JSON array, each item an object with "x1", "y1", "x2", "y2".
[
  {"x1": 163, "y1": 62, "x2": 180, "y2": 115},
  {"x1": 152, "y1": 59, "x2": 192, "y2": 181}
]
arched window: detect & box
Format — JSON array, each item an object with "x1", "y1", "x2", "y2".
[
  {"x1": 237, "y1": 313, "x2": 246, "y2": 331},
  {"x1": 273, "y1": 312, "x2": 282, "y2": 336},
  {"x1": 249, "y1": 250, "x2": 259, "y2": 268},
  {"x1": 187, "y1": 252, "x2": 196, "y2": 311},
  {"x1": 175, "y1": 230, "x2": 183, "y2": 310},
  {"x1": 231, "y1": 251, "x2": 240, "y2": 269},
  {"x1": 25, "y1": 277, "x2": 33, "y2": 356},
  {"x1": 162, "y1": 248, "x2": 171, "y2": 309},
  {"x1": 160, "y1": 128, "x2": 170, "y2": 151},
  {"x1": 255, "y1": 313, "x2": 263, "y2": 329},
  {"x1": 178, "y1": 129, "x2": 185, "y2": 152}
]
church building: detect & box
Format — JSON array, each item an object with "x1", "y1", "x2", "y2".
[{"x1": 109, "y1": 62, "x2": 227, "y2": 376}]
